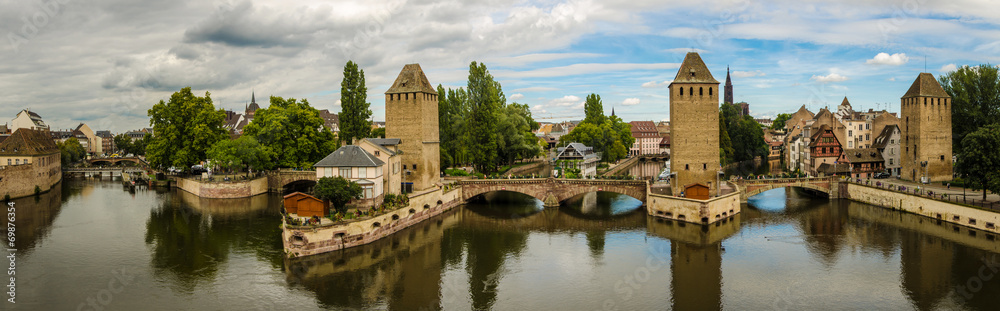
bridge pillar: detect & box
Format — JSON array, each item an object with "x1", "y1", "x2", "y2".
[
  {"x1": 543, "y1": 192, "x2": 560, "y2": 208},
  {"x1": 829, "y1": 180, "x2": 841, "y2": 200}
]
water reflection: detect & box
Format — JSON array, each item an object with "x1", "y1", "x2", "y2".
[
  {"x1": 9, "y1": 182, "x2": 63, "y2": 256},
  {"x1": 144, "y1": 189, "x2": 283, "y2": 290}
]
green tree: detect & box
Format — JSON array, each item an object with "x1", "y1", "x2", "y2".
[
  {"x1": 467, "y1": 61, "x2": 504, "y2": 174},
  {"x1": 339, "y1": 60, "x2": 372, "y2": 145},
  {"x1": 369, "y1": 127, "x2": 385, "y2": 139},
  {"x1": 956, "y1": 124, "x2": 1000, "y2": 202},
  {"x1": 558, "y1": 115, "x2": 633, "y2": 164},
  {"x1": 57, "y1": 138, "x2": 86, "y2": 165},
  {"x1": 497, "y1": 103, "x2": 542, "y2": 166},
  {"x1": 720, "y1": 102, "x2": 768, "y2": 163},
  {"x1": 130, "y1": 133, "x2": 151, "y2": 156},
  {"x1": 939, "y1": 64, "x2": 1000, "y2": 154},
  {"x1": 313, "y1": 176, "x2": 363, "y2": 215},
  {"x1": 243, "y1": 96, "x2": 338, "y2": 168},
  {"x1": 207, "y1": 136, "x2": 275, "y2": 177},
  {"x1": 113, "y1": 134, "x2": 131, "y2": 154},
  {"x1": 146, "y1": 87, "x2": 227, "y2": 170},
  {"x1": 770, "y1": 113, "x2": 792, "y2": 130},
  {"x1": 584, "y1": 93, "x2": 605, "y2": 125},
  {"x1": 719, "y1": 112, "x2": 735, "y2": 165}
]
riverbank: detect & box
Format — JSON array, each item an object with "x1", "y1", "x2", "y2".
[
  {"x1": 843, "y1": 181, "x2": 1000, "y2": 235},
  {"x1": 172, "y1": 176, "x2": 269, "y2": 198},
  {"x1": 282, "y1": 186, "x2": 463, "y2": 258}
]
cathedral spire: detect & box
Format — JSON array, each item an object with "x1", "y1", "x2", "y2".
[
  {"x1": 611, "y1": 106, "x2": 615, "y2": 117},
  {"x1": 724, "y1": 65, "x2": 734, "y2": 104}
]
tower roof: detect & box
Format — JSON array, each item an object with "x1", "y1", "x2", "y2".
[
  {"x1": 902, "y1": 73, "x2": 949, "y2": 98},
  {"x1": 840, "y1": 96, "x2": 851, "y2": 107},
  {"x1": 386, "y1": 63, "x2": 437, "y2": 94},
  {"x1": 725, "y1": 66, "x2": 732, "y2": 86},
  {"x1": 671, "y1": 52, "x2": 719, "y2": 84}
]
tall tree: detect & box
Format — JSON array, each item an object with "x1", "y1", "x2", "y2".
[
  {"x1": 313, "y1": 176, "x2": 363, "y2": 215},
  {"x1": 467, "y1": 61, "x2": 504, "y2": 174},
  {"x1": 719, "y1": 112, "x2": 735, "y2": 165},
  {"x1": 956, "y1": 124, "x2": 1000, "y2": 202},
  {"x1": 113, "y1": 134, "x2": 131, "y2": 154},
  {"x1": 146, "y1": 87, "x2": 227, "y2": 170},
  {"x1": 939, "y1": 64, "x2": 1000, "y2": 153},
  {"x1": 583, "y1": 93, "x2": 605, "y2": 125},
  {"x1": 339, "y1": 60, "x2": 372, "y2": 145},
  {"x1": 558, "y1": 114, "x2": 633, "y2": 164},
  {"x1": 243, "y1": 96, "x2": 339, "y2": 168},
  {"x1": 207, "y1": 136, "x2": 275, "y2": 177},
  {"x1": 57, "y1": 138, "x2": 86, "y2": 165},
  {"x1": 770, "y1": 113, "x2": 792, "y2": 130}
]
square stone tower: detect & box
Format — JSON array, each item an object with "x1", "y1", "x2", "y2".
[
  {"x1": 385, "y1": 64, "x2": 440, "y2": 191},
  {"x1": 670, "y1": 52, "x2": 721, "y2": 196},
  {"x1": 900, "y1": 72, "x2": 953, "y2": 182}
]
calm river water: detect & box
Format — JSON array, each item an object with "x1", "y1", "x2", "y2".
[{"x1": 8, "y1": 178, "x2": 1000, "y2": 310}]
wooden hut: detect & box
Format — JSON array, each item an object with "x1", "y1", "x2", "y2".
[
  {"x1": 684, "y1": 183, "x2": 710, "y2": 200},
  {"x1": 283, "y1": 192, "x2": 330, "y2": 218}
]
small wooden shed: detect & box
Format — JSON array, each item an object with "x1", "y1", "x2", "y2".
[
  {"x1": 283, "y1": 192, "x2": 330, "y2": 218},
  {"x1": 684, "y1": 183, "x2": 710, "y2": 200}
]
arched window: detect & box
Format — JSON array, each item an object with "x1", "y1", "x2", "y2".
[
  {"x1": 689, "y1": 87, "x2": 693, "y2": 96},
  {"x1": 680, "y1": 87, "x2": 684, "y2": 96},
  {"x1": 709, "y1": 87, "x2": 713, "y2": 96},
  {"x1": 699, "y1": 87, "x2": 703, "y2": 96}
]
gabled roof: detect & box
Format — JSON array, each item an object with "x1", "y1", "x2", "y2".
[
  {"x1": 0, "y1": 128, "x2": 59, "y2": 156},
  {"x1": 902, "y1": 73, "x2": 949, "y2": 98},
  {"x1": 367, "y1": 138, "x2": 400, "y2": 146},
  {"x1": 807, "y1": 124, "x2": 838, "y2": 147},
  {"x1": 314, "y1": 145, "x2": 385, "y2": 167},
  {"x1": 385, "y1": 63, "x2": 436, "y2": 94},
  {"x1": 818, "y1": 163, "x2": 851, "y2": 174},
  {"x1": 556, "y1": 142, "x2": 597, "y2": 160},
  {"x1": 671, "y1": 52, "x2": 719, "y2": 84},
  {"x1": 630, "y1": 121, "x2": 659, "y2": 138},
  {"x1": 659, "y1": 136, "x2": 670, "y2": 146},
  {"x1": 840, "y1": 96, "x2": 851, "y2": 107},
  {"x1": 844, "y1": 148, "x2": 884, "y2": 163},
  {"x1": 362, "y1": 138, "x2": 397, "y2": 156},
  {"x1": 871, "y1": 125, "x2": 899, "y2": 149}
]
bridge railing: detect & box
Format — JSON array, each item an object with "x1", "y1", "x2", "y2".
[{"x1": 736, "y1": 177, "x2": 834, "y2": 185}]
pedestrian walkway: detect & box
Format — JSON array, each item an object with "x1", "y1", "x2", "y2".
[{"x1": 852, "y1": 177, "x2": 999, "y2": 210}]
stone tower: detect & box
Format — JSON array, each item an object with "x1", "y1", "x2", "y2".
[
  {"x1": 724, "y1": 66, "x2": 733, "y2": 104},
  {"x1": 670, "y1": 52, "x2": 721, "y2": 196},
  {"x1": 385, "y1": 64, "x2": 440, "y2": 191},
  {"x1": 900, "y1": 72, "x2": 952, "y2": 182}
]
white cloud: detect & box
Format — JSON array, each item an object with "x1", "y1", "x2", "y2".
[
  {"x1": 641, "y1": 80, "x2": 671, "y2": 88},
  {"x1": 664, "y1": 48, "x2": 708, "y2": 54},
  {"x1": 811, "y1": 73, "x2": 849, "y2": 83},
  {"x1": 866, "y1": 53, "x2": 909, "y2": 66},
  {"x1": 531, "y1": 104, "x2": 548, "y2": 114},
  {"x1": 887, "y1": 77, "x2": 896, "y2": 81},
  {"x1": 510, "y1": 93, "x2": 524, "y2": 100},
  {"x1": 549, "y1": 95, "x2": 583, "y2": 106},
  {"x1": 622, "y1": 98, "x2": 640, "y2": 106},
  {"x1": 940, "y1": 64, "x2": 958, "y2": 73},
  {"x1": 732, "y1": 70, "x2": 765, "y2": 78}
]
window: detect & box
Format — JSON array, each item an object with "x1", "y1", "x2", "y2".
[
  {"x1": 866, "y1": 134, "x2": 870, "y2": 141},
  {"x1": 849, "y1": 130, "x2": 853, "y2": 137},
  {"x1": 363, "y1": 185, "x2": 374, "y2": 198},
  {"x1": 325, "y1": 167, "x2": 332, "y2": 177},
  {"x1": 359, "y1": 167, "x2": 367, "y2": 178},
  {"x1": 866, "y1": 124, "x2": 870, "y2": 130},
  {"x1": 375, "y1": 151, "x2": 380, "y2": 157},
  {"x1": 890, "y1": 139, "x2": 894, "y2": 144},
  {"x1": 680, "y1": 88, "x2": 684, "y2": 96},
  {"x1": 413, "y1": 164, "x2": 418, "y2": 170},
  {"x1": 709, "y1": 87, "x2": 713, "y2": 95},
  {"x1": 689, "y1": 87, "x2": 693, "y2": 95},
  {"x1": 699, "y1": 87, "x2": 703, "y2": 96},
  {"x1": 703, "y1": 163, "x2": 707, "y2": 170},
  {"x1": 403, "y1": 164, "x2": 407, "y2": 170},
  {"x1": 940, "y1": 155, "x2": 945, "y2": 161},
  {"x1": 685, "y1": 164, "x2": 689, "y2": 170},
  {"x1": 340, "y1": 167, "x2": 351, "y2": 178},
  {"x1": 889, "y1": 158, "x2": 893, "y2": 165},
  {"x1": 15, "y1": 159, "x2": 19, "y2": 165}
]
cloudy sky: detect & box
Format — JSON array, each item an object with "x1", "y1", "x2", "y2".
[{"x1": 2, "y1": 0, "x2": 999, "y2": 132}]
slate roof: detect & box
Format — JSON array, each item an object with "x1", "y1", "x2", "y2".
[
  {"x1": 659, "y1": 136, "x2": 671, "y2": 147},
  {"x1": 0, "y1": 128, "x2": 59, "y2": 156},
  {"x1": 95, "y1": 130, "x2": 113, "y2": 138},
  {"x1": 314, "y1": 145, "x2": 385, "y2": 167},
  {"x1": 902, "y1": 73, "x2": 950, "y2": 98},
  {"x1": 807, "y1": 124, "x2": 836, "y2": 147},
  {"x1": 818, "y1": 163, "x2": 851, "y2": 174},
  {"x1": 363, "y1": 138, "x2": 397, "y2": 156},
  {"x1": 844, "y1": 148, "x2": 884, "y2": 163},
  {"x1": 385, "y1": 64, "x2": 436, "y2": 94},
  {"x1": 871, "y1": 125, "x2": 899, "y2": 149},
  {"x1": 671, "y1": 52, "x2": 719, "y2": 84},
  {"x1": 367, "y1": 138, "x2": 400, "y2": 146},
  {"x1": 556, "y1": 142, "x2": 598, "y2": 160}
]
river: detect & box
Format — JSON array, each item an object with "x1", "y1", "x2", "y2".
[{"x1": 7, "y1": 179, "x2": 1000, "y2": 310}]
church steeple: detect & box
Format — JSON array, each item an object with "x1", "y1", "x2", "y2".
[
  {"x1": 724, "y1": 66, "x2": 734, "y2": 104},
  {"x1": 251, "y1": 91, "x2": 256, "y2": 104},
  {"x1": 611, "y1": 106, "x2": 615, "y2": 117}
]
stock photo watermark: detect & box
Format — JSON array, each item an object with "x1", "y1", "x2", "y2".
[
  {"x1": 601, "y1": 242, "x2": 671, "y2": 311},
  {"x1": 5, "y1": 201, "x2": 14, "y2": 304},
  {"x1": 75, "y1": 268, "x2": 137, "y2": 311},
  {"x1": 7, "y1": 0, "x2": 76, "y2": 53},
  {"x1": 954, "y1": 254, "x2": 1000, "y2": 304}
]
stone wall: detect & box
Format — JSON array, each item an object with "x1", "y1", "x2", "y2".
[
  {"x1": 458, "y1": 178, "x2": 647, "y2": 205},
  {"x1": 647, "y1": 187, "x2": 740, "y2": 224},
  {"x1": 0, "y1": 160, "x2": 61, "y2": 200},
  {"x1": 283, "y1": 186, "x2": 463, "y2": 258},
  {"x1": 844, "y1": 183, "x2": 1000, "y2": 234},
  {"x1": 670, "y1": 81, "x2": 720, "y2": 194},
  {"x1": 174, "y1": 176, "x2": 269, "y2": 199}
]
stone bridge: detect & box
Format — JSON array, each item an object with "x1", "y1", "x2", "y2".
[
  {"x1": 87, "y1": 157, "x2": 145, "y2": 166},
  {"x1": 268, "y1": 170, "x2": 317, "y2": 192},
  {"x1": 733, "y1": 177, "x2": 840, "y2": 203},
  {"x1": 457, "y1": 178, "x2": 648, "y2": 207}
]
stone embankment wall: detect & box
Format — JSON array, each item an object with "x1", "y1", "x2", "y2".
[
  {"x1": 601, "y1": 156, "x2": 639, "y2": 176},
  {"x1": 1, "y1": 162, "x2": 61, "y2": 199},
  {"x1": 283, "y1": 187, "x2": 463, "y2": 258},
  {"x1": 173, "y1": 176, "x2": 269, "y2": 199},
  {"x1": 844, "y1": 183, "x2": 1000, "y2": 235},
  {"x1": 647, "y1": 185, "x2": 741, "y2": 224}
]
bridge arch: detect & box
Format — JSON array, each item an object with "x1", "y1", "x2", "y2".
[
  {"x1": 734, "y1": 177, "x2": 838, "y2": 203},
  {"x1": 457, "y1": 178, "x2": 648, "y2": 207}
]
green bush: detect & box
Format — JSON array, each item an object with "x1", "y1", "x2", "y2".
[{"x1": 445, "y1": 168, "x2": 469, "y2": 176}]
